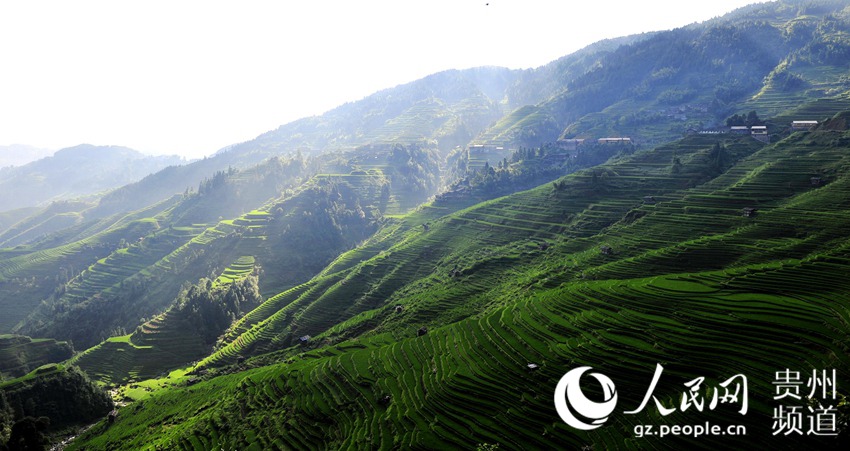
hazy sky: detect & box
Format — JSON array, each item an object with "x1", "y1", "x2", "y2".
[{"x1": 0, "y1": 0, "x2": 760, "y2": 158}]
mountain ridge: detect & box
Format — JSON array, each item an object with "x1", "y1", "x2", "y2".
[{"x1": 0, "y1": 144, "x2": 185, "y2": 212}]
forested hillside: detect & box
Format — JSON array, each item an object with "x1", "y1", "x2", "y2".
[{"x1": 479, "y1": 0, "x2": 850, "y2": 148}]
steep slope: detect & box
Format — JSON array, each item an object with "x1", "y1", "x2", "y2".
[
  {"x1": 227, "y1": 67, "x2": 521, "y2": 156},
  {"x1": 92, "y1": 67, "x2": 523, "y2": 222},
  {"x1": 9, "y1": 160, "x2": 307, "y2": 346},
  {"x1": 0, "y1": 207, "x2": 171, "y2": 333},
  {"x1": 70, "y1": 119, "x2": 850, "y2": 449},
  {"x1": 505, "y1": 34, "x2": 656, "y2": 109},
  {"x1": 0, "y1": 200, "x2": 96, "y2": 248},
  {"x1": 0, "y1": 156, "x2": 307, "y2": 338},
  {"x1": 11, "y1": 143, "x2": 446, "y2": 350},
  {"x1": 6, "y1": 2, "x2": 846, "y2": 251},
  {"x1": 71, "y1": 274, "x2": 262, "y2": 385},
  {"x1": 0, "y1": 32, "x2": 666, "y2": 247},
  {"x1": 200, "y1": 134, "x2": 764, "y2": 369},
  {"x1": 7, "y1": 2, "x2": 850, "y2": 448}
]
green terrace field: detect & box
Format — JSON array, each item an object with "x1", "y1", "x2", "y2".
[
  {"x1": 68, "y1": 122, "x2": 850, "y2": 449},
  {"x1": 70, "y1": 255, "x2": 265, "y2": 387},
  {"x1": 338, "y1": 150, "x2": 437, "y2": 216},
  {"x1": 60, "y1": 223, "x2": 205, "y2": 305},
  {"x1": 70, "y1": 308, "x2": 208, "y2": 386},
  {"x1": 10, "y1": 164, "x2": 395, "y2": 348},
  {"x1": 346, "y1": 93, "x2": 503, "y2": 148},
  {"x1": 0, "y1": 215, "x2": 166, "y2": 332},
  {"x1": 744, "y1": 63, "x2": 850, "y2": 118},
  {"x1": 205, "y1": 189, "x2": 487, "y2": 348},
  {"x1": 0, "y1": 196, "x2": 189, "y2": 334},
  {"x1": 68, "y1": 258, "x2": 850, "y2": 450},
  {"x1": 0, "y1": 194, "x2": 183, "y2": 263},
  {"x1": 312, "y1": 173, "x2": 389, "y2": 211},
  {"x1": 0, "y1": 201, "x2": 94, "y2": 248},
  {"x1": 215, "y1": 256, "x2": 257, "y2": 286},
  {"x1": 71, "y1": 255, "x2": 260, "y2": 386},
  {"x1": 15, "y1": 218, "x2": 232, "y2": 349},
  {"x1": 203, "y1": 196, "x2": 486, "y2": 369},
  {"x1": 196, "y1": 133, "x2": 766, "y2": 369},
  {"x1": 367, "y1": 99, "x2": 453, "y2": 142},
  {"x1": 770, "y1": 96, "x2": 850, "y2": 128},
  {"x1": 474, "y1": 104, "x2": 549, "y2": 145}
]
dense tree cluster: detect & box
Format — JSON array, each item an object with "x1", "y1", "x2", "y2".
[
  {"x1": 725, "y1": 111, "x2": 764, "y2": 127},
  {"x1": 767, "y1": 68, "x2": 808, "y2": 91},
  {"x1": 177, "y1": 275, "x2": 263, "y2": 345},
  {"x1": 196, "y1": 167, "x2": 235, "y2": 196},
  {"x1": 0, "y1": 366, "x2": 112, "y2": 450},
  {"x1": 448, "y1": 142, "x2": 630, "y2": 199},
  {"x1": 0, "y1": 416, "x2": 50, "y2": 451},
  {"x1": 386, "y1": 143, "x2": 441, "y2": 196}
]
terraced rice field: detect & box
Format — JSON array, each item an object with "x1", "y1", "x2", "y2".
[
  {"x1": 746, "y1": 67, "x2": 850, "y2": 119},
  {"x1": 71, "y1": 257, "x2": 850, "y2": 449},
  {"x1": 215, "y1": 256, "x2": 257, "y2": 286},
  {"x1": 0, "y1": 216, "x2": 170, "y2": 331},
  {"x1": 70, "y1": 126, "x2": 850, "y2": 449},
  {"x1": 195, "y1": 134, "x2": 775, "y2": 368},
  {"x1": 62, "y1": 226, "x2": 203, "y2": 303},
  {"x1": 72, "y1": 307, "x2": 208, "y2": 385}
]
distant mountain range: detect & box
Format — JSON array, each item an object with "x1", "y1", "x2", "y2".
[
  {"x1": 0, "y1": 144, "x2": 184, "y2": 212},
  {"x1": 0, "y1": 144, "x2": 54, "y2": 168}
]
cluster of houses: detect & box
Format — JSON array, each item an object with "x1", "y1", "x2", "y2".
[
  {"x1": 728, "y1": 125, "x2": 770, "y2": 143},
  {"x1": 466, "y1": 119, "x2": 820, "y2": 167},
  {"x1": 554, "y1": 118, "x2": 820, "y2": 153},
  {"x1": 693, "y1": 120, "x2": 820, "y2": 143},
  {"x1": 729, "y1": 125, "x2": 767, "y2": 134}
]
